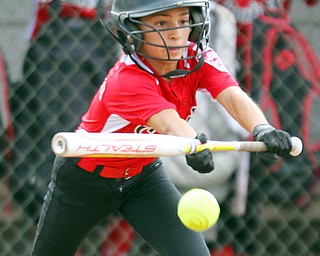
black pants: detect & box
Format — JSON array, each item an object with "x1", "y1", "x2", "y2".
[{"x1": 31, "y1": 157, "x2": 210, "y2": 256}]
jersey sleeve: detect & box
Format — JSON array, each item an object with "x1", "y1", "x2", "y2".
[
  {"x1": 104, "y1": 68, "x2": 176, "y2": 125},
  {"x1": 199, "y1": 48, "x2": 239, "y2": 98}
]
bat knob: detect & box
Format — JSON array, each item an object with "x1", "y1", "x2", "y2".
[{"x1": 290, "y1": 137, "x2": 303, "y2": 156}]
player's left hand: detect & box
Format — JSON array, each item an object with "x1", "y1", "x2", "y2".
[
  {"x1": 185, "y1": 133, "x2": 214, "y2": 173},
  {"x1": 253, "y1": 124, "x2": 292, "y2": 159}
]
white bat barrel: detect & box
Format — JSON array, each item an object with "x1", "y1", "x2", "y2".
[
  {"x1": 52, "y1": 135, "x2": 68, "y2": 155},
  {"x1": 51, "y1": 132, "x2": 195, "y2": 157}
]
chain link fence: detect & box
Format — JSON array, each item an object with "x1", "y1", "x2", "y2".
[{"x1": 1, "y1": 1, "x2": 320, "y2": 256}]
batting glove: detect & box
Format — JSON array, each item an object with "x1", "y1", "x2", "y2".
[
  {"x1": 253, "y1": 124, "x2": 292, "y2": 159},
  {"x1": 185, "y1": 133, "x2": 214, "y2": 173}
]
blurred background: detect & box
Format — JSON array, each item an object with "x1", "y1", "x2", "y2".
[{"x1": 0, "y1": 0, "x2": 319, "y2": 255}]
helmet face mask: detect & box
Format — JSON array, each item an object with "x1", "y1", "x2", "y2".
[
  {"x1": 121, "y1": 11, "x2": 208, "y2": 61},
  {"x1": 110, "y1": 0, "x2": 211, "y2": 78}
]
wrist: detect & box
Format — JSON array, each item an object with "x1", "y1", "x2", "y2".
[{"x1": 253, "y1": 124, "x2": 275, "y2": 139}]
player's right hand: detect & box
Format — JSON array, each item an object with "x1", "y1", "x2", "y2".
[
  {"x1": 253, "y1": 124, "x2": 292, "y2": 159},
  {"x1": 185, "y1": 133, "x2": 214, "y2": 173}
]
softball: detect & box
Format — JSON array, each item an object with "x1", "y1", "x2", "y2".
[{"x1": 177, "y1": 188, "x2": 220, "y2": 232}]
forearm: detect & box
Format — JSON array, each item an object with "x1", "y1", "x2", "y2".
[
  {"x1": 146, "y1": 109, "x2": 197, "y2": 138},
  {"x1": 147, "y1": 109, "x2": 214, "y2": 173},
  {"x1": 216, "y1": 87, "x2": 269, "y2": 133}
]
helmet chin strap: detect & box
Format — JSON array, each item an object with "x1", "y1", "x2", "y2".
[
  {"x1": 161, "y1": 54, "x2": 205, "y2": 79},
  {"x1": 128, "y1": 51, "x2": 205, "y2": 79}
]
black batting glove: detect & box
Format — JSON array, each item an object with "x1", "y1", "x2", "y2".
[
  {"x1": 185, "y1": 133, "x2": 214, "y2": 173},
  {"x1": 253, "y1": 124, "x2": 292, "y2": 159}
]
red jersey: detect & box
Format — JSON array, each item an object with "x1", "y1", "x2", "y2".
[{"x1": 77, "y1": 45, "x2": 239, "y2": 168}]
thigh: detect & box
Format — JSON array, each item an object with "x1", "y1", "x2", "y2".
[
  {"x1": 120, "y1": 161, "x2": 210, "y2": 256},
  {"x1": 31, "y1": 157, "x2": 119, "y2": 256}
]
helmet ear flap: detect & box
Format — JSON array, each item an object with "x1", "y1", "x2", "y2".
[{"x1": 189, "y1": 8, "x2": 207, "y2": 42}]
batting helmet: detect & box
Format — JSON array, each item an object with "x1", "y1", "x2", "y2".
[{"x1": 109, "y1": 0, "x2": 210, "y2": 78}]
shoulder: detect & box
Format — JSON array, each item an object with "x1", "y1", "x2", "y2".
[
  {"x1": 110, "y1": 55, "x2": 152, "y2": 80},
  {"x1": 187, "y1": 45, "x2": 231, "y2": 74},
  {"x1": 203, "y1": 47, "x2": 231, "y2": 73},
  {"x1": 107, "y1": 55, "x2": 159, "y2": 93}
]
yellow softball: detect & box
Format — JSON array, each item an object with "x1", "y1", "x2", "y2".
[{"x1": 177, "y1": 188, "x2": 220, "y2": 232}]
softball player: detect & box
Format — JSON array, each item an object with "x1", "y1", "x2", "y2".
[{"x1": 31, "y1": 0, "x2": 293, "y2": 255}]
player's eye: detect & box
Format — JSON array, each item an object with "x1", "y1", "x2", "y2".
[
  {"x1": 155, "y1": 21, "x2": 167, "y2": 28},
  {"x1": 180, "y1": 19, "x2": 190, "y2": 26}
]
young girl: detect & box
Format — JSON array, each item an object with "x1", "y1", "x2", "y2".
[{"x1": 31, "y1": 0, "x2": 292, "y2": 255}]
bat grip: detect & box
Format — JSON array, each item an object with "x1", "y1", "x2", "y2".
[{"x1": 239, "y1": 136, "x2": 303, "y2": 156}]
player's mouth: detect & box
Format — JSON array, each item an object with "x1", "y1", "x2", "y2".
[
  {"x1": 167, "y1": 47, "x2": 184, "y2": 58},
  {"x1": 168, "y1": 47, "x2": 182, "y2": 53}
]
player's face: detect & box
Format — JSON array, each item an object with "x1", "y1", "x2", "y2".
[{"x1": 139, "y1": 7, "x2": 191, "y2": 61}]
